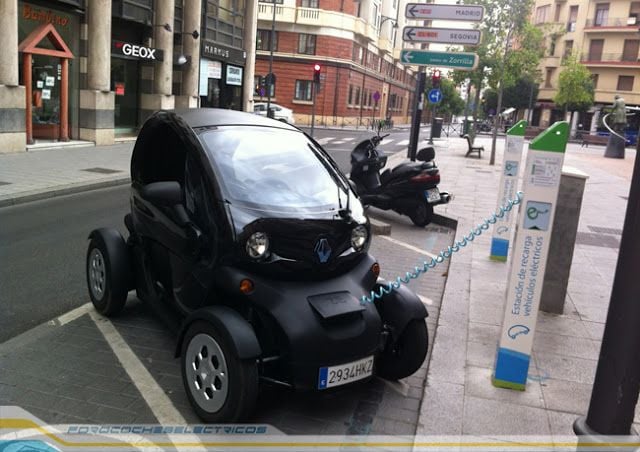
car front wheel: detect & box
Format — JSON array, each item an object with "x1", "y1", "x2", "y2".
[
  {"x1": 376, "y1": 319, "x2": 428, "y2": 381},
  {"x1": 86, "y1": 233, "x2": 130, "y2": 316},
  {"x1": 181, "y1": 321, "x2": 259, "y2": 422}
]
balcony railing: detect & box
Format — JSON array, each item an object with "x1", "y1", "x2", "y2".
[
  {"x1": 585, "y1": 17, "x2": 638, "y2": 28},
  {"x1": 581, "y1": 52, "x2": 640, "y2": 63}
]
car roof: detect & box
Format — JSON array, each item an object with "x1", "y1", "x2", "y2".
[{"x1": 171, "y1": 108, "x2": 297, "y2": 131}]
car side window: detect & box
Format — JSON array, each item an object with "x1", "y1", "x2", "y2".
[{"x1": 184, "y1": 155, "x2": 213, "y2": 235}]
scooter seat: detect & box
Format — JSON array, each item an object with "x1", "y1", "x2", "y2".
[{"x1": 380, "y1": 169, "x2": 392, "y2": 184}]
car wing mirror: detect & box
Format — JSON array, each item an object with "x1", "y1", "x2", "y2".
[{"x1": 140, "y1": 181, "x2": 183, "y2": 207}]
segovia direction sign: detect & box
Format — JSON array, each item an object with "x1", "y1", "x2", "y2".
[
  {"x1": 405, "y1": 3, "x2": 484, "y2": 21},
  {"x1": 403, "y1": 27, "x2": 482, "y2": 46},
  {"x1": 400, "y1": 50, "x2": 478, "y2": 70}
]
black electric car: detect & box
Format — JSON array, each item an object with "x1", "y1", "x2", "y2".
[{"x1": 86, "y1": 109, "x2": 428, "y2": 422}]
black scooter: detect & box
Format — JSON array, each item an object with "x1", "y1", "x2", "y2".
[{"x1": 349, "y1": 131, "x2": 451, "y2": 226}]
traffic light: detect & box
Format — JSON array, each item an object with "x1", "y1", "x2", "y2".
[
  {"x1": 432, "y1": 70, "x2": 441, "y2": 89},
  {"x1": 313, "y1": 64, "x2": 321, "y2": 84}
]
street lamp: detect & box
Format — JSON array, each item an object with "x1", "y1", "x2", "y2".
[{"x1": 380, "y1": 15, "x2": 398, "y2": 29}]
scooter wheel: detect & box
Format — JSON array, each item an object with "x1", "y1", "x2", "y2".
[
  {"x1": 409, "y1": 198, "x2": 434, "y2": 227},
  {"x1": 181, "y1": 321, "x2": 259, "y2": 422},
  {"x1": 376, "y1": 319, "x2": 428, "y2": 381}
]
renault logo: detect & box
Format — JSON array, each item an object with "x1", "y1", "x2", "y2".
[{"x1": 314, "y1": 238, "x2": 332, "y2": 264}]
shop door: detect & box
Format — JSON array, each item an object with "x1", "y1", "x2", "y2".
[
  {"x1": 111, "y1": 58, "x2": 139, "y2": 132},
  {"x1": 31, "y1": 55, "x2": 61, "y2": 140}
]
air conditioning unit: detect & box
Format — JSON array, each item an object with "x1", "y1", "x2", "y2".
[{"x1": 627, "y1": 16, "x2": 637, "y2": 25}]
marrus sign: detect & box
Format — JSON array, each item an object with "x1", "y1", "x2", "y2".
[
  {"x1": 405, "y1": 3, "x2": 484, "y2": 21},
  {"x1": 112, "y1": 41, "x2": 164, "y2": 61}
]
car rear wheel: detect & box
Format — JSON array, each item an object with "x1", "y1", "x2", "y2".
[
  {"x1": 181, "y1": 321, "x2": 258, "y2": 422},
  {"x1": 86, "y1": 233, "x2": 130, "y2": 316},
  {"x1": 409, "y1": 198, "x2": 434, "y2": 227},
  {"x1": 377, "y1": 319, "x2": 428, "y2": 381}
]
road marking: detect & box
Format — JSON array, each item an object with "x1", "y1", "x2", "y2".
[
  {"x1": 378, "y1": 235, "x2": 436, "y2": 258},
  {"x1": 342, "y1": 137, "x2": 355, "y2": 142},
  {"x1": 89, "y1": 311, "x2": 186, "y2": 424},
  {"x1": 316, "y1": 137, "x2": 334, "y2": 144},
  {"x1": 52, "y1": 302, "x2": 94, "y2": 326},
  {"x1": 397, "y1": 139, "x2": 410, "y2": 146},
  {"x1": 380, "y1": 139, "x2": 395, "y2": 145},
  {"x1": 332, "y1": 140, "x2": 345, "y2": 144}
]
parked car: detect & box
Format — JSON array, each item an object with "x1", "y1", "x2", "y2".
[
  {"x1": 253, "y1": 102, "x2": 295, "y2": 124},
  {"x1": 85, "y1": 108, "x2": 429, "y2": 422}
]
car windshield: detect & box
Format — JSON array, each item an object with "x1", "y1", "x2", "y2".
[{"x1": 200, "y1": 126, "x2": 344, "y2": 212}]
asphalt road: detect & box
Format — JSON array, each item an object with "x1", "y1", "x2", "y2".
[{"x1": 0, "y1": 128, "x2": 418, "y2": 343}]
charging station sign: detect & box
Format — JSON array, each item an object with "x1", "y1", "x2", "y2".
[
  {"x1": 490, "y1": 120, "x2": 527, "y2": 261},
  {"x1": 493, "y1": 121, "x2": 569, "y2": 391}
]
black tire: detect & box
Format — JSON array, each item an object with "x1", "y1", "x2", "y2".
[
  {"x1": 181, "y1": 321, "x2": 259, "y2": 423},
  {"x1": 376, "y1": 319, "x2": 428, "y2": 381},
  {"x1": 86, "y1": 233, "x2": 130, "y2": 316},
  {"x1": 409, "y1": 198, "x2": 434, "y2": 227}
]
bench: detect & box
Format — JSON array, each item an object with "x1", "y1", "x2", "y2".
[
  {"x1": 581, "y1": 134, "x2": 609, "y2": 147},
  {"x1": 463, "y1": 134, "x2": 484, "y2": 158}
]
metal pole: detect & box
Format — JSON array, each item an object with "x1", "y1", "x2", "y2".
[
  {"x1": 462, "y1": 80, "x2": 471, "y2": 136},
  {"x1": 573, "y1": 134, "x2": 640, "y2": 441},
  {"x1": 311, "y1": 80, "x2": 316, "y2": 137},
  {"x1": 428, "y1": 102, "x2": 436, "y2": 145},
  {"x1": 490, "y1": 27, "x2": 513, "y2": 166},
  {"x1": 527, "y1": 82, "x2": 535, "y2": 123},
  {"x1": 266, "y1": 0, "x2": 276, "y2": 118},
  {"x1": 407, "y1": 70, "x2": 426, "y2": 161}
]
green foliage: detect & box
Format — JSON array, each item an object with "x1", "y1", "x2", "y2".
[
  {"x1": 482, "y1": 78, "x2": 539, "y2": 113},
  {"x1": 424, "y1": 77, "x2": 465, "y2": 117},
  {"x1": 553, "y1": 55, "x2": 594, "y2": 112}
]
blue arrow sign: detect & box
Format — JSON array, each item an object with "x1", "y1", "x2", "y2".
[{"x1": 428, "y1": 89, "x2": 443, "y2": 104}]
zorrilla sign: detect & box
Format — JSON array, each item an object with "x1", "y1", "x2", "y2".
[{"x1": 112, "y1": 41, "x2": 164, "y2": 61}]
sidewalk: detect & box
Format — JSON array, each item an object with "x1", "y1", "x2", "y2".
[
  {"x1": 1, "y1": 127, "x2": 638, "y2": 439},
  {"x1": 412, "y1": 135, "x2": 639, "y2": 437}
]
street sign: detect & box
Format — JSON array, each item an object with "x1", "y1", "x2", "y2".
[
  {"x1": 405, "y1": 3, "x2": 484, "y2": 21},
  {"x1": 428, "y1": 89, "x2": 442, "y2": 104},
  {"x1": 400, "y1": 50, "x2": 478, "y2": 70},
  {"x1": 403, "y1": 27, "x2": 481, "y2": 46},
  {"x1": 373, "y1": 91, "x2": 381, "y2": 103}
]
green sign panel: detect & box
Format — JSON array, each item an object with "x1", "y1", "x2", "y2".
[{"x1": 400, "y1": 50, "x2": 478, "y2": 70}]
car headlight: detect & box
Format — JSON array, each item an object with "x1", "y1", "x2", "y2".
[
  {"x1": 351, "y1": 225, "x2": 368, "y2": 251},
  {"x1": 246, "y1": 232, "x2": 269, "y2": 259}
]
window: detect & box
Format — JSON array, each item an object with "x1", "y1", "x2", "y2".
[
  {"x1": 348, "y1": 85, "x2": 353, "y2": 105},
  {"x1": 535, "y1": 5, "x2": 550, "y2": 24},
  {"x1": 588, "y1": 39, "x2": 604, "y2": 61},
  {"x1": 545, "y1": 67, "x2": 555, "y2": 88},
  {"x1": 594, "y1": 3, "x2": 609, "y2": 26},
  {"x1": 622, "y1": 40, "x2": 639, "y2": 61},
  {"x1": 298, "y1": 34, "x2": 316, "y2": 55},
  {"x1": 630, "y1": 2, "x2": 640, "y2": 23},
  {"x1": 301, "y1": 0, "x2": 319, "y2": 7},
  {"x1": 591, "y1": 73, "x2": 599, "y2": 89},
  {"x1": 617, "y1": 75, "x2": 634, "y2": 91},
  {"x1": 549, "y1": 36, "x2": 557, "y2": 56},
  {"x1": 567, "y1": 5, "x2": 578, "y2": 31},
  {"x1": 254, "y1": 75, "x2": 275, "y2": 97},
  {"x1": 256, "y1": 29, "x2": 278, "y2": 51},
  {"x1": 354, "y1": 86, "x2": 361, "y2": 105},
  {"x1": 294, "y1": 80, "x2": 313, "y2": 100},
  {"x1": 563, "y1": 40, "x2": 573, "y2": 59},
  {"x1": 554, "y1": 4, "x2": 561, "y2": 22}
]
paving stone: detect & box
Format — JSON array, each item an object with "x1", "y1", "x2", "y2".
[
  {"x1": 533, "y1": 331, "x2": 600, "y2": 361},
  {"x1": 462, "y1": 395, "x2": 552, "y2": 436},
  {"x1": 427, "y1": 325, "x2": 467, "y2": 385},
  {"x1": 466, "y1": 340, "x2": 496, "y2": 369},
  {"x1": 535, "y1": 353, "x2": 598, "y2": 385},
  {"x1": 465, "y1": 366, "x2": 545, "y2": 409},
  {"x1": 540, "y1": 378, "x2": 592, "y2": 415},
  {"x1": 417, "y1": 381, "x2": 464, "y2": 435},
  {"x1": 468, "y1": 322, "x2": 500, "y2": 345},
  {"x1": 548, "y1": 410, "x2": 581, "y2": 437}
]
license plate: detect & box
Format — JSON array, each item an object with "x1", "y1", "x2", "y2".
[
  {"x1": 318, "y1": 356, "x2": 374, "y2": 389},
  {"x1": 425, "y1": 188, "x2": 441, "y2": 203}
]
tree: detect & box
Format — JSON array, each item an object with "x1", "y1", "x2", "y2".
[
  {"x1": 482, "y1": 77, "x2": 539, "y2": 114},
  {"x1": 554, "y1": 55, "x2": 594, "y2": 113}
]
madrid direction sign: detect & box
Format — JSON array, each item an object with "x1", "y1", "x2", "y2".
[
  {"x1": 405, "y1": 3, "x2": 484, "y2": 21},
  {"x1": 400, "y1": 50, "x2": 478, "y2": 70},
  {"x1": 403, "y1": 27, "x2": 481, "y2": 46}
]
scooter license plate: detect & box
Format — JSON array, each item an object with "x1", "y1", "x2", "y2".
[
  {"x1": 318, "y1": 356, "x2": 374, "y2": 389},
  {"x1": 425, "y1": 188, "x2": 441, "y2": 204}
]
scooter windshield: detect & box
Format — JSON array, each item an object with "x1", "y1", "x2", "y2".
[{"x1": 200, "y1": 126, "x2": 344, "y2": 213}]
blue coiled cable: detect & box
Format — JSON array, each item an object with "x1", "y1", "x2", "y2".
[{"x1": 361, "y1": 191, "x2": 524, "y2": 305}]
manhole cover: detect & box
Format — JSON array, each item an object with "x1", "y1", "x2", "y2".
[
  {"x1": 576, "y1": 232, "x2": 620, "y2": 249},
  {"x1": 587, "y1": 226, "x2": 622, "y2": 236},
  {"x1": 82, "y1": 167, "x2": 122, "y2": 174}
]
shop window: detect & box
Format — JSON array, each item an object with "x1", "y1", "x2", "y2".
[
  {"x1": 257, "y1": 29, "x2": 278, "y2": 51},
  {"x1": 298, "y1": 34, "x2": 316, "y2": 55},
  {"x1": 301, "y1": 0, "x2": 319, "y2": 7},
  {"x1": 617, "y1": 75, "x2": 634, "y2": 91},
  {"x1": 294, "y1": 80, "x2": 313, "y2": 100}
]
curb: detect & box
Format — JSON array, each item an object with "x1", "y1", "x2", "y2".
[{"x1": 0, "y1": 176, "x2": 131, "y2": 208}]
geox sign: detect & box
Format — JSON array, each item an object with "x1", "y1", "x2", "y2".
[{"x1": 112, "y1": 41, "x2": 164, "y2": 61}]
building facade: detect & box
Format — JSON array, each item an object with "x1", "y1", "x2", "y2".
[
  {"x1": 0, "y1": 0, "x2": 257, "y2": 152},
  {"x1": 532, "y1": 0, "x2": 640, "y2": 135},
  {"x1": 253, "y1": 0, "x2": 418, "y2": 126}
]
